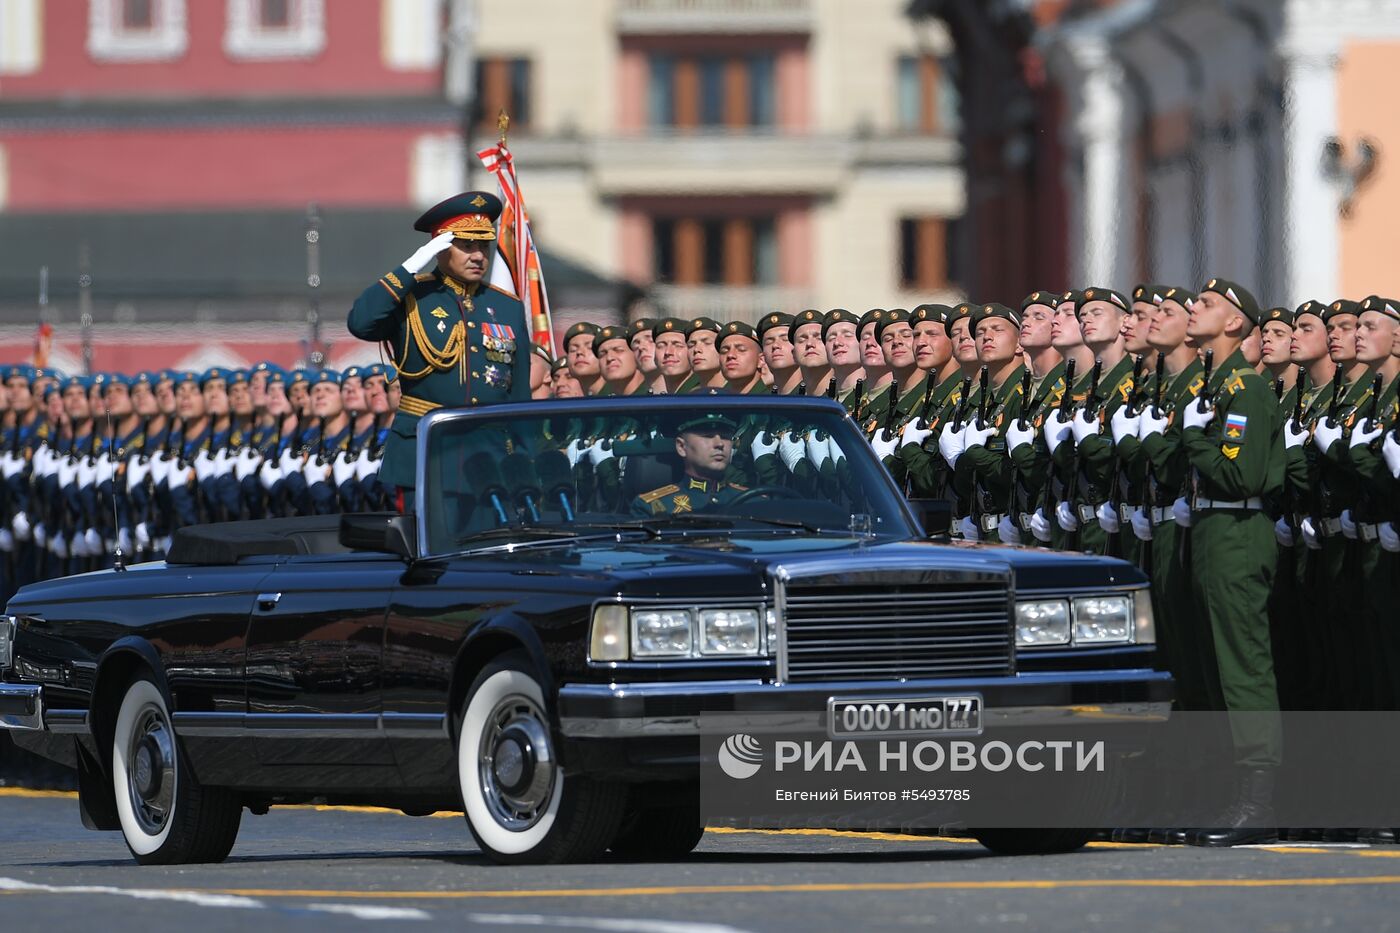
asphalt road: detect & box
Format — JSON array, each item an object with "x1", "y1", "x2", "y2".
[{"x1": 3, "y1": 789, "x2": 1400, "y2": 932}]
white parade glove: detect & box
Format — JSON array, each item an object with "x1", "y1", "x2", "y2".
[
  {"x1": 565, "y1": 438, "x2": 588, "y2": 468},
  {"x1": 1043, "y1": 410, "x2": 1072, "y2": 455},
  {"x1": 1130, "y1": 507, "x2": 1154, "y2": 542},
  {"x1": 354, "y1": 449, "x2": 377, "y2": 482},
  {"x1": 134, "y1": 522, "x2": 151, "y2": 551},
  {"x1": 778, "y1": 432, "x2": 808, "y2": 472},
  {"x1": 0, "y1": 528, "x2": 12, "y2": 552},
  {"x1": 806, "y1": 433, "x2": 831, "y2": 470},
  {"x1": 235, "y1": 447, "x2": 262, "y2": 481},
  {"x1": 750, "y1": 431, "x2": 779, "y2": 461},
  {"x1": 126, "y1": 456, "x2": 150, "y2": 492},
  {"x1": 900, "y1": 419, "x2": 933, "y2": 449},
  {"x1": 1350, "y1": 420, "x2": 1382, "y2": 449},
  {"x1": 868, "y1": 429, "x2": 898, "y2": 462},
  {"x1": 212, "y1": 447, "x2": 234, "y2": 474},
  {"x1": 57, "y1": 457, "x2": 77, "y2": 489},
  {"x1": 1300, "y1": 515, "x2": 1323, "y2": 550},
  {"x1": 95, "y1": 456, "x2": 114, "y2": 487},
  {"x1": 0, "y1": 452, "x2": 23, "y2": 479},
  {"x1": 1284, "y1": 419, "x2": 1307, "y2": 450},
  {"x1": 156, "y1": 535, "x2": 172, "y2": 554},
  {"x1": 587, "y1": 439, "x2": 615, "y2": 467},
  {"x1": 302, "y1": 454, "x2": 329, "y2": 484},
  {"x1": 51, "y1": 532, "x2": 67, "y2": 559},
  {"x1": 1171, "y1": 496, "x2": 1192, "y2": 527},
  {"x1": 72, "y1": 532, "x2": 89, "y2": 558},
  {"x1": 1030, "y1": 507, "x2": 1053, "y2": 543},
  {"x1": 150, "y1": 452, "x2": 171, "y2": 486},
  {"x1": 1138, "y1": 408, "x2": 1169, "y2": 441},
  {"x1": 1055, "y1": 500, "x2": 1079, "y2": 532},
  {"x1": 1384, "y1": 431, "x2": 1400, "y2": 479},
  {"x1": 1096, "y1": 501, "x2": 1120, "y2": 533},
  {"x1": 84, "y1": 527, "x2": 102, "y2": 555},
  {"x1": 830, "y1": 441, "x2": 846, "y2": 467},
  {"x1": 997, "y1": 514, "x2": 1022, "y2": 546},
  {"x1": 958, "y1": 516, "x2": 981, "y2": 541},
  {"x1": 193, "y1": 449, "x2": 217, "y2": 483},
  {"x1": 12, "y1": 511, "x2": 30, "y2": 542},
  {"x1": 1312, "y1": 417, "x2": 1343, "y2": 455},
  {"x1": 962, "y1": 420, "x2": 995, "y2": 452},
  {"x1": 1071, "y1": 409, "x2": 1101, "y2": 446},
  {"x1": 167, "y1": 462, "x2": 191, "y2": 490},
  {"x1": 1379, "y1": 522, "x2": 1399, "y2": 553},
  {"x1": 332, "y1": 451, "x2": 357, "y2": 486},
  {"x1": 117, "y1": 527, "x2": 133, "y2": 557},
  {"x1": 76, "y1": 456, "x2": 96, "y2": 488},
  {"x1": 1111, "y1": 407, "x2": 1141, "y2": 445},
  {"x1": 278, "y1": 446, "x2": 302, "y2": 476},
  {"x1": 1181, "y1": 400, "x2": 1213, "y2": 432},
  {"x1": 402, "y1": 231, "x2": 456, "y2": 275},
  {"x1": 258, "y1": 458, "x2": 282, "y2": 491},
  {"x1": 937, "y1": 422, "x2": 966, "y2": 468},
  {"x1": 1005, "y1": 419, "x2": 1035, "y2": 455},
  {"x1": 1340, "y1": 509, "x2": 1358, "y2": 540},
  {"x1": 1273, "y1": 517, "x2": 1295, "y2": 548},
  {"x1": 33, "y1": 522, "x2": 47, "y2": 548}
]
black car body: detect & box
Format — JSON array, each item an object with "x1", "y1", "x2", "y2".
[{"x1": 0, "y1": 396, "x2": 1171, "y2": 864}]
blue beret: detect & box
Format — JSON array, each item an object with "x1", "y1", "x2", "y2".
[
  {"x1": 341, "y1": 365, "x2": 364, "y2": 381},
  {"x1": 289, "y1": 369, "x2": 311, "y2": 386},
  {"x1": 174, "y1": 371, "x2": 198, "y2": 387},
  {"x1": 311, "y1": 369, "x2": 341, "y2": 387},
  {"x1": 228, "y1": 369, "x2": 249, "y2": 385},
  {"x1": 62, "y1": 375, "x2": 90, "y2": 392},
  {"x1": 384, "y1": 364, "x2": 399, "y2": 384},
  {"x1": 266, "y1": 368, "x2": 286, "y2": 386},
  {"x1": 200, "y1": 367, "x2": 230, "y2": 388}
]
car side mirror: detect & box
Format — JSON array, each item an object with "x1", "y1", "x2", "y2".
[
  {"x1": 908, "y1": 498, "x2": 953, "y2": 538},
  {"x1": 339, "y1": 512, "x2": 418, "y2": 560}
]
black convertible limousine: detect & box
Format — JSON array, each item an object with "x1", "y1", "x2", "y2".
[{"x1": 0, "y1": 396, "x2": 1170, "y2": 864}]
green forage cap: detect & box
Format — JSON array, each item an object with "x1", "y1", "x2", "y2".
[
  {"x1": 944, "y1": 301, "x2": 976, "y2": 338},
  {"x1": 595, "y1": 324, "x2": 629, "y2": 351},
  {"x1": 911, "y1": 303, "x2": 952, "y2": 326},
  {"x1": 1021, "y1": 290, "x2": 1061, "y2": 312},
  {"x1": 1075, "y1": 287, "x2": 1130, "y2": 317},
  {"x1": 1132, "y1": 284, "x2": 1169, "y2": 306},
  {"x1": 788, "y1": 308, "x2": 824, "y2": 343},
  {"x1": 1322, "y1": 298, "x2": 1361, "y2": 322}
]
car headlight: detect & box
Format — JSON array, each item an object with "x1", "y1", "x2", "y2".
[
  {"x1": 631, "y1": 609, "x2": 694, "y2": 658},
  {"x1": 1015, "y1": 600, "x2": 1070, "y2": 647},
  {"x1": 590, "y1": 604, "x2": 629, "y2": 661},
  {"x1": 1072, "y1": 596, "x2": 1134, "y2": 644},
  {"x1": 0, "y1": 615, "x2": 12, "y2": 670},
  {"x1": 1133, "y1": 590, "x2": 1156, "y2": 645},
  {"x1": 698, "y1": 609, "x2": 760, "y2": 656}
]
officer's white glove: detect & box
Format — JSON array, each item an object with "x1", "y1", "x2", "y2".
[
  {"x1": 117, "y1": 527, "x2": 133, "y2": 557},
  {"x1": 997, "y1": 514, "x2": 1022, "y2": 546},
  {"x1": 150, "y1": 452, "x2": 171, "y2": 486},
  {"x1": 156, "y1": 535, "x2": 172, "y2": 555},
  {"x1": 1171, "y1": 496, "x2": 1193, "y2": 527},
  {"x1": 332, "y1": 451, "x2": 357, "y2": 486},
  {"x1": 1284, "y1": 419, "x2": 1308, "y2": 450},
  {"x1": 1096, "y1": 501, "x2": 1120, "y2": 534},
  {"x1": 1130, "y1": 507, "x2": 1154, "y2": 542},
  {"x1": 1071, "y1": 409, "x2": 1101, "y2": 446},
  {"x1": 51, "y1": 532, "x2": 67, "y2": 559},
  {"x1": 1274, "y1": 517, "x2": 1295, "y2": 548},
  {"x1": 1029, "y1": 507, "x2": 1053, "y2": 543},
  {"x1": 258, "y1": 458, "x2": 283, "y2": 491},
  {"x1": 958, "y1": 516, "x2": 981, "y2": 541},
  {"x1": 1138, "y1": 408, "x2": 1170, "y2": 441},
  {"x1": 33, "y1": 522, "x2": 46, "y2": 548},
  {"x1": 234, "y1": 447, "x2": 262, "y2": 481},
  {"x1": 278, "y1": 446, "x2": 302, "y2": 477},
  {"x1": 1300, "y1": 515, "x2": 1323, "y2": 550},
  {"x1": 1340, "y1": 509, "x2": 1358, "y2": 540},
  {"x1": 354, "y1": 449, "x2": 378, "y2": 482},
  {"x1": 0, "y1": 528, "x2": 12, "y2": 553},
  {"x1": 750, "y1": 431, "x2": 779, "y2": 461},
  {"x1": 126, "y1": 456, "x2": 150, "y2": 492},
  {"x1": 134, "y1": 522, "x2": 151, "y2": 551},
  {"x1": 937, "y1": 422, "x2": 966, "y2": 468},
  {"x1": 0, "y1": 452, "x2": 23, "y2": 479},
  {"x1": 302, "y1": 454, "x2": 330, "y2": 484},
  {"x1": 402, "y1": 231, "x2": 456, "y2": 275},
  {"x1": 193, "y1": 449, "x2": 216, "y2": 483},
  {"x1": 1055, "y1": 500, "x2": 1079, "y2": 532},
  {"x1": 963, "y1": 420, "x2": 996, "y2": 452},
  {"x1": 1111, "y1": 407, "x2": 1141, "y2": 445},
  {"x1": 1005, "y1": 419, "x2": 1035, "y2": 455},
  {"x1": 1350, "y1": 420, "x2": 1383, "y2": 450},
  {"x1": 1043, "y1": 410, "x2": 1072, "y2": 455},
  {"x1": 778, "y1": 431, "x2": 808, "y2": 472},
  {"x1": 1312, "y1": 417, "x2": 1344, "y2": 455},
  {"x1": 807, "y1": 433, "x2": 832, "y2": 470},
  {"x1": 1379, "y1": 522, "x2": 1400, "y2": 553},
  {"x1": 1181, "y1": 400, "x2": 1214, "y2": 432},
  {"x1": 868, "y1": 429, "x2": 899, "y2": 462},
  {"x1": 900, "y1": 419, "x2": 933, "y2": 450},
  {"x1": 167, "y1": 462, "x2": 191, "y2": 490},
  {"x1": 565, "y1": 438, "x2": 588, "y2": 469},
  {"x1": 83, "y1": 527, "x2": 101, "y2": 555},
  {"x1": 1384, "y1": 431, "x2": 1400, "y2": 479}
]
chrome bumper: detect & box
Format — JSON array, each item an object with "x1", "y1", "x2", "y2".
[{"x1": 0, "y1": 683, "x2": 44, "y2": 731}]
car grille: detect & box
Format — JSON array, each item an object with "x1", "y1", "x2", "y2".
[{"x1": 778, "y1": 574, "x2": 1014, "y2": 682}]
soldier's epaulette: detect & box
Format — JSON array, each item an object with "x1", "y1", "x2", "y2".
[
  {"x1": 1223, "y1": 374, "x2": 1248, "y2": 396},
  {"x1": 639, "y1": 484, "x2": 679, "y2": 504},
  {"x1": 1187, "y1": 374, "x2": 1206, "y2": 396},
  {"x1": 486, "y1": 283, "x2": 519, "y2": 299},
  {"x1": 1115, "y1": 377, "x2": 1132, "y2": 402},
  {"x1": 414, "y1": 272, "x2": 436, "y2": 283}
]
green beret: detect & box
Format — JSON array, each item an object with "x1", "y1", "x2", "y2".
[
  {"x1": 550, "y1": 356, "x2": 570, "y2": 374},
  {"x1": 685, "y1": 316, "x2": 722, "y2": 338},
  {"x1": 788, "y1": 308, "x2": 824, "y2": 343},
  {"x1": 1060, "y1": 289, "x2": 1085, "y2": 307},
  {"x1": 627, "y1": 318, "x2": 657, "y2": 343},
  {"x1": 859, "y1": 308, "x2": 887, "y2": 331},
  {"x1": 531, "y1": 343, "x2": 554, "y2": 364},
  {"x1": 1294, "y1": 299, "x2": 1325, "y2": 322},
  {"x1": 596, "y1": 324, "x2": 629, "y2": 350},
  {"x1": 719, "y1": 320, "x2": 760, "y2": 347},
  {"x1": 1075, "y1": 287, "x2": 1130, "y2": 316},
  {"x1": 1361, "y1": 295, "x2": 1400, "y2": 322},
  {"x1": 911, "y1": 303, "x2": 952, "y2": 327},
  {"x1": 972, "y1": 302, "x2": 1022, "y2": 332},
  {"x1": 756, "y1": 311, "x2": 794, "y2": 338},
  {"x1": 652, "y1": 317, "x2": 688, "y2": 338},
  {"x1": 1322, "y1": 299, "x2": 1361, "y2": 322},
  {"x1": 563, "y1": 322, "x2": 600, "y2": 347},
  {"x1": 675, "y1": 412, "x2": 738, "y2": 435},
  {"x1": 1161, "y1": 286, "x2": 1196, "y2": 308},
  {"x1": 1132, "y1": 284, "x2": 1169, "y2": 306},
  {"x1": 1021, "y1": 291, "x2": 1061, "y2": 312},
  {"x1": 1262, "y1": 307, "x2": 1295, "y2": 328},
  {"x1": 875, "y1": 307, "x2": 912, "y2": 340},
  {"x1": 821, "y1": 308, "x2": 858, "y2": 338},
  {"x1": 1201, "y1": 278, "x2": 1261, "y2": 325},
  {"x1": 944, "y1": 302, "x2": 976, "y2": 338}
]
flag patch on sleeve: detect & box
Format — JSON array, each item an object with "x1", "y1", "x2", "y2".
[{"x1": 1224, "y1": 412, "x2": 1248, "y2": 440}]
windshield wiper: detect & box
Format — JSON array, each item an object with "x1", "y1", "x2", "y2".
[
  {"x1": 615, "y1": 513, "x2": 828, "y2": 535},
  {"x1": 455, "y1": 524, "x2": 657, "y2": 548}
]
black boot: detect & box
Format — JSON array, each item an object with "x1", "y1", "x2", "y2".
[{"x1": 1188, "y1": 769, "x2": 1278, "y2": 847}]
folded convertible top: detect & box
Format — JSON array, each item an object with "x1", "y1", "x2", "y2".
[{"x1": 166, "y1": 516, "x2": 350, "y2": 565}]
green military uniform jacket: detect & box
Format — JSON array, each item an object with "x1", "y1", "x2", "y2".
[
  {"x1": 1182, "y1": 349, "x2": 1283, "y2": 504},
  {"x1": 347, "y1": 266, "x2": 530, "y2": 490},
  {"x1": 1137, "y1": 359, "x2": 1206, "y2": 512},
  {"x1": 956, "y1": 366, "x2": 1028, "y2": 525},
  {"x1": 1007, "y1": 362, "x2": 1067, "y2": 521},
  {"x1": 895, "y1": 372, "x2": 965, "y2": 499},
  {"x1": 630, "y1": 475, "x2": 748, "y2": 517}
]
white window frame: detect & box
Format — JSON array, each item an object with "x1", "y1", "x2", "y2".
[
  {"x1": 87, "y1": 0, "x2": 188, "y2": 63},
  {"x1": 224, "y1": 0, "x2": 325, "y2": 61}
]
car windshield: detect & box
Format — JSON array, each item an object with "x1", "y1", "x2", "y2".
[{"x1": 419, "y1": 399, "x2": 913, "y2": 554}]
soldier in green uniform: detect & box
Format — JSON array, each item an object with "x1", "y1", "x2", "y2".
[
  {"x1": 719, "y1": 322, "x2": 767, "y2": 396},
  {"x1": 686, "y1": 318, "x2": 727, "y2": 392},
  {"x1": 858, "y1": 308, "x2": 893, "y2": 408},
  {"x1": 652, "y1": 318, "x2": 694, "y2": 395},
  {"x1": 631, "y1": 413, "x2": 748, "y2": 517},
  {"x1": 821, "y1": 309, "x2": 864, "y2": 408},
  {"x1": 1260, "y1": 307, "x2": 1298, "y2": 400},
  {"x1": 626, "y1": 317, "x2": 662, "y2": 395},
  {"x1": 595, "y1": 325, "x2": 649, "y2": 398},
  {"x1": 892, "y1": 304, "x2": 963, "y2": 500},
  {"x1": 790, "y1": 309, "x2": 831, "y2": 394},
  {"x1": 562, "y1": 322, "x2": 604, "y2": 396},
  {"x1": 346, "y1": 191, "x2": 530, "y2": 509},
  {"x1": 1007, "y1": 291, "x2": 1067, "y2": 544},
  {"x1": 757, "y1": 312, "x2": 800, "y2": 395}
]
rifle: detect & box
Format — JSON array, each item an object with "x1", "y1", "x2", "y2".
[
  {"x1": 881, "y1": 381, "x2": 901, "y2": 440},
  {"x1": 1058, "y1": 358, "x2": 1078, "y2": 419},
  {"x1": 974, "y1": 365, "x2": 991, "y2": 428},
  {"x1": 850, "y1": 379, "x2": 865, "y2": 421},
  {"x1": 1196, "y1": 348, "x2": 1215, "y2": 412},
  {"x1": 950, "y1": 375, "x2": 974, "y2": 431},
  {"x1": 1082, "y1": 357, "x2": 1104, "y2": 418},
  {"x1": 1063, "y1": 358, "x2": 1101, "y2": 552},
  {"x1": 1129, "y1": 354, "x2": 1146, "y2": 413},
  {"x1": 1274, "y1": 377, "x2": 1285, "y2": 403},
  {"x1": 1324, "y1": 366, "x2": 1344, "y2": 428},
  {"x1": 1293, "y1": 366, "x2": 1307, "y2": 427},
  {"x1": 1151, "y1": 352, "x2": 1165, "y2": 417},
  {"x1": 1016, "y1": 366, "x2": 1034, "y2": 430},
  {"x1": 915, "y1": 373, "x2": 938, "y2": 427},
  {"x1": 796, "y1": 381, "x2": 806, "y2": 397},
  {"x1": 825, "y1": 376, "x2": 837, "y2": 399},
  {"x1": 1363, "y1": 373, "x2": 1384, "y2": 432}
]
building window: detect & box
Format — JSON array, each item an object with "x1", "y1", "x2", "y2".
[
  {"x1": 896, "y1": 53, "x2": 959, "y2": 134},
  {"x1": 899, "y1": 217, "x2": 951, "y2": 292},
  {"x1": 224, "y1": 0, "x2": 325, "y2": 61},
  {"x1": 88, "y1": 0, "x2": 188, "y2": 62},
  {"x1": 648, "y1": 52, "x2": 776, "y2": 129},
  {"x1": 652, "y1": 216, "x2": 778, "y2": 286},
  {"x1": 472, "y1": 58, "x2": 532, "y2": 132},
  {"x1": 649, "y1": 56, "x2": 676, "y2": 126}
]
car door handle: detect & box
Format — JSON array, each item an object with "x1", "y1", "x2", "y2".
[{"x1": 255, "y1": 592, "x2": 282, "y2": 612}]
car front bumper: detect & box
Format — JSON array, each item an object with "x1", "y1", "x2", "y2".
[{"x1": 0, "y1": 683, "x2": 44, "y2": 731}]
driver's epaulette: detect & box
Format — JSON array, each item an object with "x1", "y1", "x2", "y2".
[{"x1": 639, "y1": 484, "x2": 679, "y2": 503}]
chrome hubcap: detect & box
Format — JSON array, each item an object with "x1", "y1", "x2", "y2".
[
  {"x1": 479, "y1": 695, "x2": 555, "y2": 831},
  {"x1": 126, "y1": 704, "x2": 175, "y2": 835}
]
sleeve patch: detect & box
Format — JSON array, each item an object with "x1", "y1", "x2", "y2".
[
  {"x1": 1221, "y1": 444, "x2": 1241, "y2": 460},
  {"x1": 1224, "y1": 412, "x2": 1248, "y2": 441}
]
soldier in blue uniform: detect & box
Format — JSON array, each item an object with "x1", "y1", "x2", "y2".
[{"x1": 347, "y1": 191, "x2": 530, "y2": 509}]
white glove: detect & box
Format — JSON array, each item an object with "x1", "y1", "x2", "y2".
[
  {"x1": 869, "y1": 429, "x2": 899, "y2": 462},
  {"x1": 193, "y1": 449, "x2": 217, "y2": 483},
  {"x1": 750, "y1": 431, "x2": 779, "y2": 461},
  {"x1": 1312, "y1": 417, "x2": 1343, "y2": 455},
  {"x1": 962, "y1": 420, "x2": 995, "y2": 452},
  {"x1": 354, "y1": 449, "x2": 378, "y2": 482},
  {"x1": 402, "y1": 231, "x2": 456, "y2": 275},
  {"x1": 303, "y1": 454, "x2": 330, "y2": 484},
  {"x1": 958, "y1": 516, "x2": 981, "y2": 541},
  {"x1": 807, "y1": 434, "x2": 832, "y2": 470},
  {"x1": 1130, "y1": 507, "x2": 1154, "y2": 542},
  {"x1": 778, "y1": 432, "x2": 808, "y2": 472},
  {"x1": 1284, "y1": 419, "x2": 1308, "y2": 450},
  {"x1": 1111, "y1": 407, "x2": 1141, "y2": 445},
  {"x1": 57, "y1": 457, "x2": 77, "y2": 489},
  {"x1": 1030, "y1": 507, "x2": 1053, "y2": 543},
  {"x1": 565, "y1": 438, "x2": 588, "y2": 468},
  {"x1": 937, "y1": 422, "x2": 966, "y2": 468},
  {"x1": 1171, "y1": 496, "x2": 1193, "y2": 527},
  {"x1": 1043, "y1": 410, "x2": 1072, "y2": 455},
  {"x1": 11, "y1": 511, "x2": 30, "y2": 542},
  {"x1": 1005, "y1": 419, "x2": 1035, "y2": 455},
  {"x1": 51, "y1": 532, "x2": 67, "y2": 559},
  {"x1": 134, "y1": 522, "x2": 151, "y2": 551},
  {"x1": 150, "y1": 452, "x2": 171, "y2": 486},
  {"x1": 900, "y1": 419, "x2": 933, "y2": 449},
  {"x1": 1384, "y1": 431, "x2": 1400, "y2": 479},
  {"x1": 1380, "y1": 522, "x2": 1399, "y2": 553},
  {"x1": 117, "y1": 527, "x2": 133, "y2": 557},
  {"x1": 212, "y1": 447, "x2": 234, "y2": 475},
  {"x1": 95, "y1": 456, "x2": 114, "y2": 487},
  {"x1": 1055, "y1": 500, "x2": 1079, "y2": 532},
  {"x1": 1181, "y1": 400, "x2": 1213, "y2": 431},
  {"x1": 587, "y1": 440, "x2": 615, "y2": 467},
  {"x1": 279, "y1": 446, "x2": 302, "y2": 476},
  {"x1": 1340, "y1": 509, "x2": 1358, "y2": 540},
  {"x1": 235, "y1": 447, "x2": 262, "y2": 481},
  {"x1": 1300, "y1": 515, "x2": 1323, "y2": 550},
  {"x1": 0, "y1": 528, "x2": 12, "y2": 552},
  {"x1": 1350, "y1": 420, "x2": 1382, "y2": 450},
  {"x1": 76, "y1": 457, "x2": 97, "y2": 489},
  {"x1": 830, "y1": 441, "x2": 846, "y2": 467},
  {"x1": 1274, "y1": 517, "x2": 1295, "y2": 548},
  {"x1": 1071, "y1": 409, "x2": 1101, "y2": 446},
  {"x1": 84, "y1": 527, "x2": 102, "y2": 554},
  {"x1": 0, "y1": 452, "x2": 24, "y2": 479},
  {"x1": 258, "y1": 458, "x2": 283, "y2": 491},
  {"x1": 997, "y1": 514, "x2": 1022, "y2": 545},
  {"x1": 1138, "y1": 408, "x2": 1169, "y2": 441},
  {"x1": 33, "y1": 522, "x2": 46, "y2": 548},
  {"x1": 332, "y1": 451, "x2": 357, "y2": 486},
  {"x1": 167, "y1": 462, "x2": 191, "y2": 490},
  {"x1": 126, "y1": 456, "x2": 150, "y2": 492},
  {"x1": 1096, "y1": 501, "x2": 1120, "y2": 534}
]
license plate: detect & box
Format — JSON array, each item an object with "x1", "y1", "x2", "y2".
[{"x1": 827, "y1": 695, "x2": 983, "y2": 738}]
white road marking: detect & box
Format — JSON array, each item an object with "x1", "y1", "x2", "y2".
[
  {"x1": 0, "y1": 876, "x2": 262, "y2": 909},
  {"x1": 304, "y1": 903, "x2": 432, "y2": 920},
  {"x1": 467, "y1": 914, "x2": 758, "y2": 933}
]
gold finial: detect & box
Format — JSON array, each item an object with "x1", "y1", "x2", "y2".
[{"x1": 497, "y1": 109, "x2": 511, "y2": 145}]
